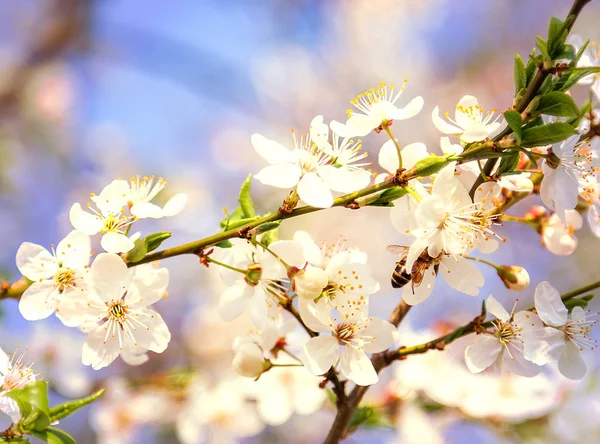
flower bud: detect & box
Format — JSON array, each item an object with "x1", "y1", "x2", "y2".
[
  {"x1": 294, "y1": 266, "x2": 328, "y2": 300},
  {"x1": 232, "y1": 343, "x2": 266, "y2": 378},
  {"x1": 413, "y1": 155, "x2": 449, "y2": 177},
  {"x1": 497, "y1": 265, "x2": 530, "y2": 291}
]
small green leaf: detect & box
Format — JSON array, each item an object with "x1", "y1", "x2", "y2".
[
  {"x1": 503, "y1": 110, "x2": 523, "y2": 143},
  {"x1": 560, "y1": 67, "x2": 600, "y2": 92},
  {"x1": 8, "y1": 382, "x2": 51, "y2": 432},
  {"x1": 31, "y1": 428, "x2": 76, "y2": 444},
  {"x1": 253, "y1": 221, "x2": 281, "y2": 235},
  {"x1": 575, "y1": 39, "x2": 591, "y2": 63},
  {"x1": 238, "y1": 174, "x2": 256, "y2": 218},
  {"x1": 215, "y1": 240, "x2": 233, "y2": 248},
  {"x1": 124, "y1": 238, "x2": 148, "y2": 263},
  {"x1": 497, "y1": 151, "x2": 521, "y2": 176},
  {"x1": 521, "y1": 122, "x2": 578, "y2": 147},
  {"x1": 536, "y1": 36, "x2": 549, "y2": 60},
  {"x1": 368, "y1": 187, "x2": 408, "y2": 207},
  {"x1": 144, "y1": 232, "x2": 172, "y2": 252},
  {"x1": 49, "y1": 389, "x2": 105, "y2": 423},
  {"x1": 223, "y1": 216, "x2": 261, "y2": 230},
  {"x1": 413, "y1": 155, "x2": 449, "y2": 177},
  {"x1": 554, "y1": 44, "x2": 576, "y2": 62},
  {"x1": 547, "y1": 16, "x2": 573, "y2": 59},
  {"x1": 514, "y1": 54, "x2": 526, "y2": 93},
  {"x1": 564, "y1": 297, "x2": 590, "y2": 312},
  {"x1": 534, "y1": 91, "x2": 579, "y2": 118},
  {"x1": 525, "y1": 55, "x2": 538, "y2": 85},
  {"x1": 348, "y1": 405, "x2": 392, "y2": 433},
  {"x1": 219, "y1": 207, "x2": 245, "y2": 229},
  {"x1": 538, "y1": 74, "x2": 554, "y2": 95}
]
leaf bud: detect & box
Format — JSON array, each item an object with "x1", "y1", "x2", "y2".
[
  {"x1": 232, "y1": 343, "x2": 267, "y2": 378},
  {"x1": 293, "y1": 266, "x2": 328, "y2": 300},
  {"x1": 413, "y1": 155, "x2": 449, "y2": 178},
  {"x1": 497, "y1": 265, "x2": 530, "y2": 291}
]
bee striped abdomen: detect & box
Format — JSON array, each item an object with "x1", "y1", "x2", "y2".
[{"x1": 391, "y1": 260, "x2": 412, "y2": 288}]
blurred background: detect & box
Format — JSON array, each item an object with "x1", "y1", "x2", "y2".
[{"x1": 2, "y1": 0, "x2": 600, "y2": 442}]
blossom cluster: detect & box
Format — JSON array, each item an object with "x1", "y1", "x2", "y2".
[{"x1": 15, "y1": 177, "x2": 187, "y2": 370}]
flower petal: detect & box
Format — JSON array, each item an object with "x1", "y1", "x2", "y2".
[
  {"x1": 162, "y1": 193, "x2": 188, "y2": 217},
  {"x1": 362, "y1": 318, "x2": 397, "y2": 353},
  {"x1": 130, "y1": 308, "x2": 171, "y2": 353},
  {"x1": 100, "y1": 231, "x2": 135, "y2": 254},
  {"x1": 465, "y1": 335, "x2": 502, "y2": 373},
  {"x1": 344, "y1": 115, "x2": 381, "y2": 137},
  {"x1": 340, "y1": 346, "x2": 378, "y2": 386},
  {"x1": 16, "y1": 242, "x2": 55, "y2": 280},
  {"x1": 255, "y1": 164, "x2": 302, "y2": 189},
  {"x1": 82, "y1": 326, "x2": 120, "y2": 370},
  {"x1": 297, "y1": 172, "x2": 333, "y2": 208},
  {"x1": 251, "y1": 133, "x2": 298, "y2": 164},
  {"x1": 387, "y1": 96, "x2": 424, "y2": 120},
  {"x1": 91, "y1": 253, "x2": 131, "y2": 302},
  {"x1": 402, "y1": 265, "x2": 436, "y2": 305},
  {"x1": 534, "y1": 281, "x2": 568, "y2": 326},
  {"x1": 432, "y1": 106, "x2": 463, "y2": 135},
  {"x1": 130, "y1": 202, "x2": 164, "y2": 219},
  {"x1": 218, "y1": 282, "x2": 252, "y2": 322},
  {"x1": 301, "y1": 335, "x2": 339, "y2": 375},
  {"x1": 485, "y1": 295, "x2": 511, "y2": 321},
  {"x1": 56, "y1": 230, "x2": 91, "y2": 270},
  {"x1": 318, "y1": 165, "x2": 371, "y2": 193},
  {"x1": 440, "y1": 256, "x2": 484, "y2": 296},
  {"x1": 558, "y1": 340, "x2": 587, "y2": 380},
  {"x1": 19, "y1": 281, "x2": 58, "y2": 320}
]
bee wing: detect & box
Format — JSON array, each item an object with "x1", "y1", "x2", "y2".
[
  {"x1": 410, "y1": 261, "x2": 430, "y2": 289},
  {"x1": 386, "y1": 245, "x2": 410, "y2": 259}
]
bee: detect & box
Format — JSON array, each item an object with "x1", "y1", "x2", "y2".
[{"x1": 387, "y1": 245, "x2": 440, "y2": 293}]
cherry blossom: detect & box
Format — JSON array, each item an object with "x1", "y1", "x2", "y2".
[
  {"x1": 541, "y1": 210, "x2": 582, "y2": 256},
  {"x1": 464, "y1": 295, "x2": 543, "y2": 377},
  {"x1": 332, "y1": 81, "x2": 424, "y2": 137},
  {"x1": 16, "y1": 230, "x2": 90, "y2": 321},
  {"x1": 300, "y1": 297, "x2": 396, "y2": 386},
  {"x1": 432, "y1": 95, "x2": 501, "y2": 143},
  {"x1": 58, "y1": 253, "x2": 171, "y2": 370},
  {"x1": 69, "y1": 180, "x2": 135, "y2": 253},
  {"x1": 528, "y1": 281, "x2": 598, "y2": 380}
]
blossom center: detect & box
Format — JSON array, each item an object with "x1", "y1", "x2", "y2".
[
  {"x1": 107, "y1": 301, "x2": 129, "y2": 324},
  {"x1": 335, "y1": 322, "x2": 357, "y2": 344},
  {"x1": 1, "y1": 350, "x2": 36, "y2": 391},
  {"x1": 244, "y1": 264, "x2": 263, "y2": 286},
  {"x1": 54, "y1": 268, "x2": 76, "y2": 292},
  {"x1": 564, "y1": 314, "x2": 598, "y2": 351}
]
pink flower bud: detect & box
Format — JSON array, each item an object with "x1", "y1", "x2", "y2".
[
  {"x1": 232, "y1": 343, "x2": 266, "y2": 378},
  {"x1": 497, "y1": 265, "x2": 530, "y2": 291}
]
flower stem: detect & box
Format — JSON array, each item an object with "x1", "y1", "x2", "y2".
[
  {"x1": 383, "y1": 125, "x2": 403, "y2": 169},
  {"x1": 464, "y1": 256, "x2": 500, "y2": 270},
  {"x1": 205, "y1": 257, "x2": 247, "y2": 275}
]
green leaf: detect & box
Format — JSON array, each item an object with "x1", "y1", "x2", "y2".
[
  {"x1": 253, "y1": 221, "x2": 281, "y2": 235},
  {"x1": 564, "y1": 297, "x2": 590, "y2": 312},
  {"x1": 503, "y1": 110, "x2": 523, "y2": 143},
  {"x1": 497, "y1": 151, "x2": 521, "y2": 176},
  {"x1": 413, "y1": 155, "x2": 450, "y2": 177},
  {"x1": 348, "y1": 405, "x2": 392, "y2": 433},
  {"x1": 124, "y1": 238, "x2": 148, "y2": 263},
  {"x1": 219, "y1": 207, "x2": 245, "y2": 229},
  {"x1": 536, "y1": 36, "x2": 549, "y2": 60},
  {"x1": 49, "y1": 389, "x2": 105, "y2": 423},
  {"x1": 144, "y1": 232, "x2": 172, "y2": 252},
  {"x1": 215, "y1": 240, "x2": 233, "y2": 248},
  {"x1": 547, "y1": 16, "x2": 573, "y2": 59},
  {"x1": 534, "y1": 91, "x2": 579, "y2": 117},
  {"x1": 8, "y1": 382, "x2": 51, "y2": 432},
  {"x1": 238, "y1": 174, "x2": 256, "y2": 218},
  {"x1": 31, "y1": 428, "x2": 76, "y2": 444},
  {"x1": 538, "y1": 74, "x2": 554, "y2": 94},
  {"x1": 560, "y1": 67, "x2": 600, "y2": 92},
  {"x1": 554, "y1": 44, "x2": 576, "y2": 62},
  {"x1": 575, "y1": 39, "x2": 591, "y2": 63},
  {"x1": 525, "y1": 55, "x2": 538, "y2": 85},
  {"x1": 514, "y1": 54, "x2": 526, "y2": 93},
  {"x1": 521, "y1": 122, "x2": 578, "y2": 148}
]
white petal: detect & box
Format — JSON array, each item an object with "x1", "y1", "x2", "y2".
[
  {"x1": 249, "y1": 288, "x2": 268, "y2": 329},
  {"x1": 378, "y1": 139, "x2": 400, "y2": 174},
  {"x1": 301, "y1": 335, "x2": 339, "y2": 375},
  {"x1": 297, "y1": 172, "x2": 333, "y2": 208},
  {"x1": 440, "y1": 137, "x2": 462, "y2": 156},
  {"x1": 362, "y1": 318, "x2": 396, "y2": 353},
  {"x1": 340, "y1": 346, "x2": 378, "y2": 386},
  {"x1": 82, "y1": 326, "x2": 120, "y2": 370},
  {"x1": 69, "y1": 204, "x2": 103, "y2": 235},
  {"x1": 93, "y1": 180, "x2": 130, "y2": 213},
  {"x1": 318, "y1": 165, "x2": 371, "y2": 193},
  {"x1": 91, "y1": 253, "x2": 131, "y2": 301},
  {"x1": 432, "y1": 106, "x2": 463, "y2": 134},
  {"x1": 534, "y1": 281, "x2": 568, "y2": 326},
  {"x1": 440, "y1": 256, "x2": 484, "y2": 296},
  {"x1": 130, "y1": 202, "x2": 164, "y2": 219},
  {"x1": 56, "y1": 231, "x2": 91, "y2": 269},
  {"x1": 162, "y1": 193, "x2": 188, "y2": 217},
  {"x1": 129, "y1": 267, "x2": 169, "y2": 307},
  {"x1": 218, "y1": 282, "x2": 252, "y2": 322},
  {"x1": 298, "y1": 298, "x2": 330, "y2": 332},
  {"x1": 400, "y1": 142, "x2": 428, "y2": 170},
  {"x1": 345, "y1": 115, "x2": 381, "y2": 137},
  {"x1": 402, "y1": 266, "x2": 436, "y2": 305},
  {"x1": 502, "y1": 348, "x2": 541, "y2": 377},
  {"x1": 130, "y1": 309, "x2": 171, "y2": 353},
  {"x1": 571, "y1": 306, "x2": 586, "y2": 322},
  {"x1": 251, "y1": 133, "x2": 298, "y2": 164},
  {"x1": 100, "y1": 231, "x2": 135, "y2": 254},
  {"x1": 387, "y1": 96, "x2": 424, "y2": 121},
  {"x1": 120, "y1": 350, "x2": 149, "y2": 366},
  {"x1": 485, "y1": 295, "x2": 510, "y2": 321},
  {"x1": 454, "y1": 95, "x2": 481, "y2": 125},
  {"x1": 523, "y1": 327, "x2": 565, "y2": 365},
  {"x1": 309, "y1": 115, "x2": 330, "y2": 150},
  {"x1": 255, "y1": 164, "x2": 302, "y2": 188},
  {"x1": 558, "y1": 341, "x2": 587, "y2": 380},
  {"x1": 465, "y1": 335, "x2": 502, "y2": 373},
  {"x1": 19, "y1": 281, "x2": 58, "y2": 320},
  {"x1": 461, "y1": 129, "x2": 492, "y2": 143},
  {"x1": 16, "y1": 242, "x2": 55, "y2": 280}
]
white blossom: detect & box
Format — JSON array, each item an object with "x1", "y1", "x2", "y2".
[
  {"x1": 300, "y1": 296, "x2": 396, "y2": 386},
  {"x1": 332, "y1": 81, "x2": 424, "y2": 138},
  {"x1": 465, "y1": 295, "x2": 543, "y2": 377},
  {"x1": 69, "y1": 180, "x2": 136, "y2": 253},
  {"x1": 541, "y1": 210, "x2": 582, "y2": 256},
  {"x1": 528, "y1": 281, "x2": 598, "y2": 380},
  {"x1": 58, "y1": 253, "x2": 171, "y2": 370},
  {"x1": 566, "y1": 35, "x2": 600, "y2": 86},
  {"x1": 16, "y1": 230, "x2": 90, "y2": 321},
  {"x1": 432, "y1": 95, "x2": 501, "y2": 143}
]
